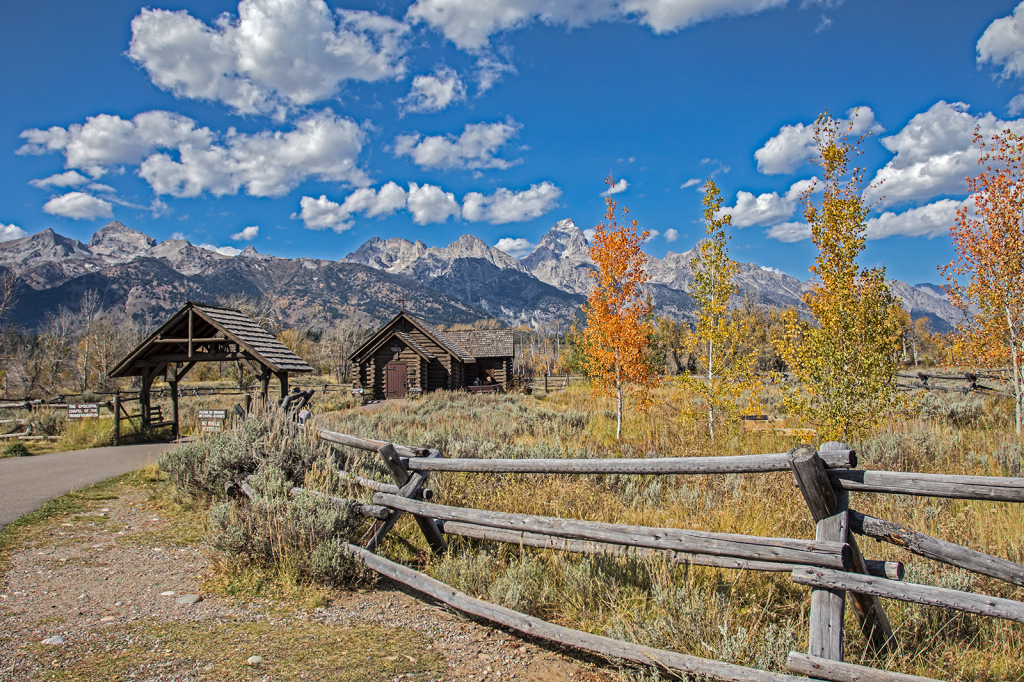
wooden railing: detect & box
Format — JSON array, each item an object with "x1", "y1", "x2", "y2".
[{"x1": 231, "y1": 425, "x2": 1024, "y2": 682}]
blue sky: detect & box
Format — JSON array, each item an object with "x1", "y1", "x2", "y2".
[{"x1": 3, "y1": 0, "x2": 1024, "y2": 285}]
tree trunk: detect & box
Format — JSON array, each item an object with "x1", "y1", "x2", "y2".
[
  {"x1": 616, "y1": 382, "x2": 623, "y2": 441},
  {"x1": 1008, "y1": 306, "x2": 1022, "y2": 439}
]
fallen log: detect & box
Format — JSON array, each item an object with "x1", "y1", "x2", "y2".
[
  {"x1": 347, "y1": 544, "x2": 807, "y2": 682},
  {"x1": 828, "y1": 470, "x2": 1024, "y2": 503},
  {"x1": 318, "y1": 429, "x2": 429, "y2": 459},
  {"x1": 375, "y1": 494, "x2": 850, "y2": 569},
  {"x1": 792, "y1": 567, "x2": 1024, "y2": 624},
  {"x1": 787, "y1": 652, "x2": 942, "y2": 682},
  {"x1": 850, "y1": 511, "x2": 1024, "y2": 588},
  {"x1": 441, "y1": 521, "x2": 902, "y2": 578}
]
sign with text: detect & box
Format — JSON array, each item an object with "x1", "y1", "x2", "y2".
[
  {"x1": 199, "y1": 409, "x2": 226, "y2": 433},
  {"x1": 67, "y1": 403, "x2": 99, "y2": 419}
]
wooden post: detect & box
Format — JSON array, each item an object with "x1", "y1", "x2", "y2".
[
  {"x1": 141, "y1": 371, "x2": 153, "y2": 428},
  {"x1": 112, "y1": 392, "x2": 121, "y2": 446},
  {"x1": 260, "y1": 366, "x2": 271, "y2": 400},
  {"x1": 169, "y1": 380, "x2": 179, "y2": 439},
  {"x1": 362, "y1": 444, "x2": 447, "y2": 554},
  {"x1": 790, "y1": 445, "x2": 893, "y2": 656},
  {"x1": 278, "y1": 372, "x2": 289, "y2": 401},
  {"x1": 187, "y1": 307, "x2": 194, "y2": 358}
]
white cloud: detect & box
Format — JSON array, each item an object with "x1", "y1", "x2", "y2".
[
  {"x1": 398, "y1": 66, "x2": 467, "y2": 114},
  {"x1": 864, "y1": 198, "x2": 963, "y2": 240},
  {"x1": 754, "y1": 106, "x2": 884, "y2": 175},
  {"x1": 977, "y1": 2, "x2": 1024, "y2": 79},
  {"x1": 494, "y1": 237, "x2": 535, "y2": 258},
  {"x1": 42, "y1": 192, "x2": 114, "y2": 220},
  {"x1": 295, "y1": 195, "x2": 354, "y2": 232},
  {"x1": 462, "y1": 182, "x2": 561, "y2": 224},
  {"x1": 864, "y1": 101, "x2": 1024, "y2": 207},
  {"x1": 664, "y1": 227, "x2": 679, "y2": 242},
  {"x1": 647, "y1": 229, "x2": 660, "y2": 239},
  {"x1": 406, "y1": 182, "x2": 461, "y2": 224},
  {"x1": 170, "y1": 231, "x2": 187, "y2": 240},
  {"x1": 295, "y1": 181, "x2": 409, "y2": 231},
  {"x1": 583, "y1": 228, "x2": 596, "y2": 241},
  {"x1": 759, "y1": 265, "x2": 783, "y2": 274},
  {"x1": 719, "y1": 177, "x2": 818, "y2": 227},
  {"x1": 393, "y1": 120, "x2": 521, "y2": 170},
  {"x1": 406, "y1": 0, "x2": 789, "y2": 51},
  {"x1": 198, "y1": 243, "x2": 242, "y2": 256},
  {"x1": 29, "y1": 170, "x2": 90, "y2": 189},
  {"x1": 87, "y1": 183, "x2": 117, "y2": 193},
  {"x1": 600, "y1": 178, "x2": 629, "y2": 197},
  {"x1": 128, "y1": 0, "x2": 409, "y2": 117},
  {"x1": 765, "y1": 221, "x2": 810, "y2": 242},
  {"x1": 140, "y1": 109, "x2": 368, "y2": 198},
  {"x1": 474, "y1": 50, "x2": 517, "y2": 92},
  {"x1": 18, "y1": 110, "x2": 213, "y2": 177},
  {"x1": 231, "y1": 225, "x2": 260, "y2": 240},
  {"x1": 298, "y1": 179, "x2": 559, "y2": 229},
  {"x1": 680, "y1": 178, "x2": 701, "y2": 188},
  {"x1": 0, "y1": 224, "x2": 28, "y2": 242}
]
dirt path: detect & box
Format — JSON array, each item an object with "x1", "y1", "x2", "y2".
[
  {"x1": 0, "y1": 478, "x2": 617, "y2": 681},
  {"x1": 0, "y1": 443, "x2": 175, "y2": 528}
]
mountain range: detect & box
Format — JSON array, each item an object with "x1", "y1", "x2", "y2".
[{"x1": 0, "y1": 220, "x2": 961, "y2": 332}]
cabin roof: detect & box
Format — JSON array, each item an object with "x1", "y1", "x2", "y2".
[
  {"x1": 445, "y1": 329, "x2": 514, "y2": 359},
  {"x1": 110, "y1": 301, "x2": 313, "y2": 377}
]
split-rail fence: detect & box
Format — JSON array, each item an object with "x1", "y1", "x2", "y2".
[{"x1": 228, "y1": 421, "x2": 1024, "y2": 682}]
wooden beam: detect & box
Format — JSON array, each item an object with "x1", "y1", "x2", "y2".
[
  {"x1": 792, "y1": 566, "x2": 1024, "y2": 624},
  {"x1": 828, "y1": 469, "x2": 1024, "y2": 503},
  {"x1": 287, "y1": 487, "x2": 390, "y2": 520},
  {"x1": 404, "y1": 450, "x2": 856, "y2": 474},
  {"x1": 850, "y1": 511, "x2": 1024, "y2": 587},
  {"x1": 373, "y1": 493, "x2": 850, "y2": 568},
  {"x1": 440, "y1": 521, "x2": 903, "y2": 578},
  {"x1": 363, "y1": 445, "x2": 447, "y2": 554},
  {"x1": 188, "y1": 307, "x2": 193, "y2": 357},
  {"x1": 347, "y1": 544, "x2": 808, "y2": 682},
  {"x1": 790, "y1": 446, "x2": 893, "y2": 655},
  {"x1": 787, "y1": 652, "x2": 942, "y2": 682},
  {"x1": 153, "y1": 337, "x2": 224, "y2": 344}
]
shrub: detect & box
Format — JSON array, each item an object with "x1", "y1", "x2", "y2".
[
  {"x1": 2, "y1": 442, "x2": 30, "y2": 458},
  {"x1": 918, "y1": 392, "x2": 985, "y2": 427}
]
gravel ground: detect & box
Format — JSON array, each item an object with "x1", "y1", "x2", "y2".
[{"x1": 0, "y1": 488, "x2": 617, "y2": 681}]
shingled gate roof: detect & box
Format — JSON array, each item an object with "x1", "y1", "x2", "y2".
[
  {"x1": 445, "y1": 330, "x2": 514, "y2": 358},
  {"x1": 110, "y1": 301, "x2": 313, "y2": 377}
]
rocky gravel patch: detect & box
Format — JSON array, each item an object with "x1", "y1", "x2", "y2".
[{"x1": 0, "y1": 484, "x2": 617, "y2": 681}]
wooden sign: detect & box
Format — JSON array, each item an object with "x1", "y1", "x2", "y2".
[
  {"x1": 199, "y1": 409, "x2": 226, "y2": 433},
  {"x1": 67, "y1": 403, "x2": 99, "y2": 419}
]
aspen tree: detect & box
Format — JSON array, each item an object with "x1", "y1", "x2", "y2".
[
  {"x1": 776, "y1": 112, "x2": 904, "y2": 441},
  {"x1": 677, "y1": 179, "x2": 759, "y2": 438},
  {"x1": 944, "y1": 128, "x2": 1024, "y2": 438},
  {"x1": 578, "y1": 177, "x2": 657, "y2": 439}
]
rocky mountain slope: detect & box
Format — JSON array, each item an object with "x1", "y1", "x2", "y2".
[
  {"x1": 1, "y1": 223, "x2": 486, "y2": 329},
  {"x1": 0, "y1": 220, "x2": 961, "y2": 331}
]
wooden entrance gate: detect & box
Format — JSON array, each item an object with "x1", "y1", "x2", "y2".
[{"x1": 386, "y1": 362, "x2": 406, "y2": 399}]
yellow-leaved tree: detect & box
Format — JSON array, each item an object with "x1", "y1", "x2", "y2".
[
  {"x1": 578, "y1": 177, "x2": 657, "y2": 440},
  {"x1": 943, "y1": 127, "x2": 1024, "y2": 438},
  {"x1": 677, "y1": 179, "x2": 759, "y2": 438},
  {"x1": 776, "y1": 112, "x2": 905, "y2": 441}
]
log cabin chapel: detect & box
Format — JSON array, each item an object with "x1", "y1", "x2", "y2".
[{"x1": 350, "y1": 309, "x2": 514, "y2": 399}]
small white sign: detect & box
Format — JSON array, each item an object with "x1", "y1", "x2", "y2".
[
  {"x1": 199, "y1": 419, "x2": 223, "y2": 433},
  {"x1": 198, "y1": 409, "x2": 226, "y2": 420},
  {"x1": 67, "y1": 404, "x2": 99, "y2": 419}
]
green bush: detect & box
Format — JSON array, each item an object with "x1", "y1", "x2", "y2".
[
  {"x1": 2, "y1": 442, "x2": 30, "y2": 458},
  {"x1": 918, "y1": 392, "x2": 985, "y2": 427}
]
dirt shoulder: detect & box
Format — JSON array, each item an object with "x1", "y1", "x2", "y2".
[{"x1": 0, "y1": 471, "x2": 617, "y2": 682}]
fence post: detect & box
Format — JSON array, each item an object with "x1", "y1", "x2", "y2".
[
  {"x1": 112, "y1": 393, "x2": 121, "y2": 447},
  {"x1": 790, "y1": 444, "x2": 894, "y2": 657},
  {"x1": 361, "y1": 444, "x2": 447, "y2": 554}
]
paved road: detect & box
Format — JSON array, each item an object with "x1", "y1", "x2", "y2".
[{"x1": 0, "y1": 442, "x2": 177, "y2": 528}]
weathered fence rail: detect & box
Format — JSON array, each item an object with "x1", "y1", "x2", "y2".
[{"x1": 241, "y1": 422, "x2": 1024, "y2": 681}]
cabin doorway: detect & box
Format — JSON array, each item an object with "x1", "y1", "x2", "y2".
[{"x1": 386, "y1": 362, "x2": 407, "y2": 399}]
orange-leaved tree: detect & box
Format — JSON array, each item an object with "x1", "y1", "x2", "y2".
[
  {"x1": 578, "y1": 176, "x2": 657, "y2": 440},
  {"x1": 776, "y1": 111, "x2": 904, "y2": 441},
  {"x1": 943, "y1": 128, "x2": 1024, "y2": 438},
  {"x1": 677, "y1": 179, "x2": 759, "y2": 438}
]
